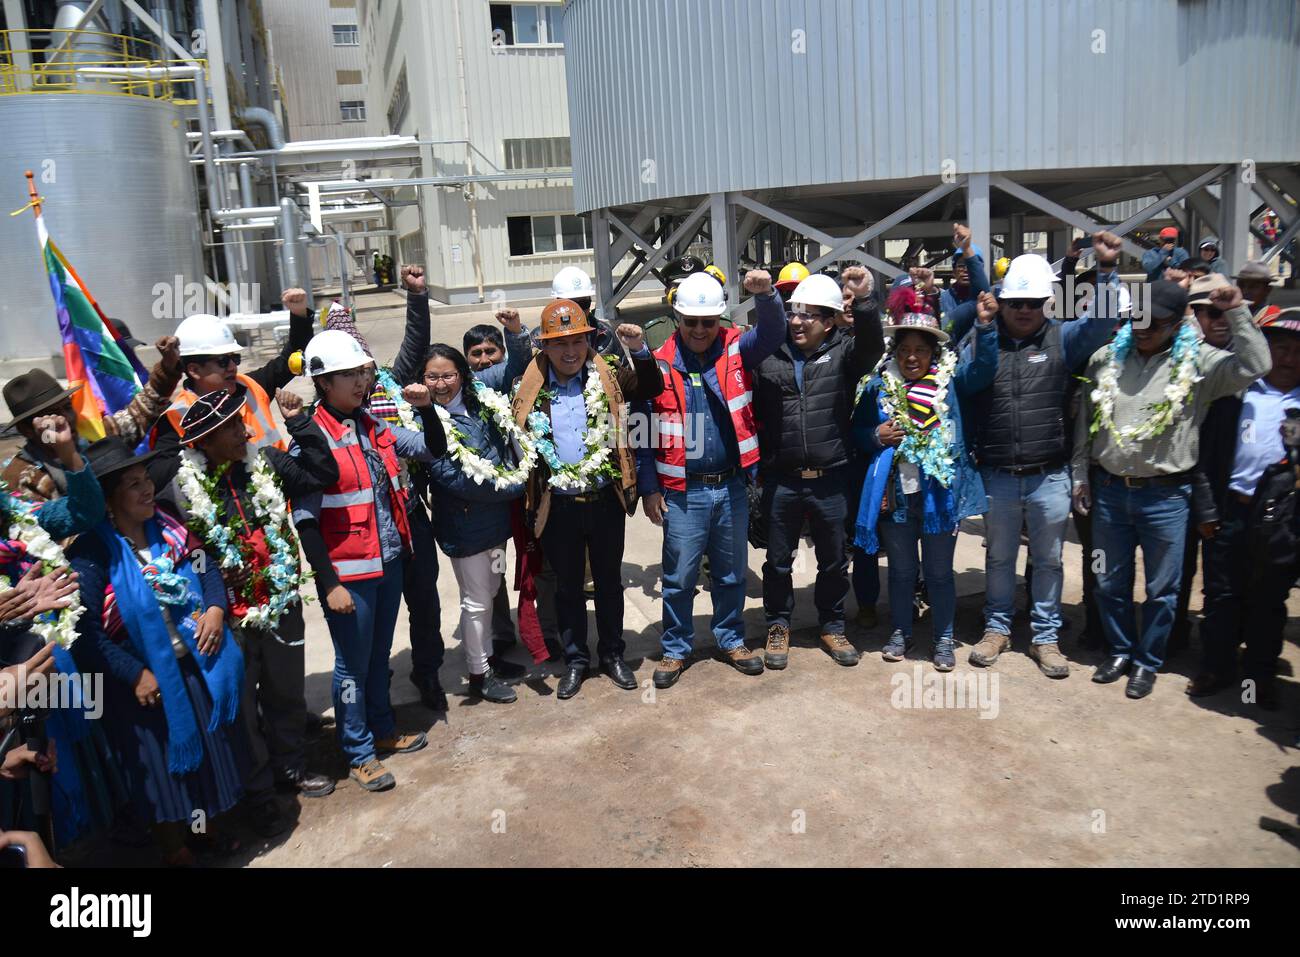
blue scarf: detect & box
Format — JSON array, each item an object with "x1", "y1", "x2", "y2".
[
  {"x1": 853, "y1": 446, "x2": 957, "y2": 554},
  {"x1": 93, "y1": 516, "x2": 243, "y2": 775}
]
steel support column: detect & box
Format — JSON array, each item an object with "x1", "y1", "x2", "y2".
[
  {"x1": 966, "y1": 173, "x2": 991, "y2": 262},
  {"x1": 710, "y1": 192, "x2": 740, "y2": 317},
  {"x1": 1219, "y1": 170, "x2": 1253, "y2": 274}
]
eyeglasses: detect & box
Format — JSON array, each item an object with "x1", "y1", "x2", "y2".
[
  {"x1": 791, "y1": 307, "x2": 832, "y2": 321},
  {"x1": 1193, "y1": 305, "x2": 1225, "y2": 319},
  {"x1": 679, "y1": 317, "x2": 718, "y2": 329},
  {"x1": 422, "y1": 371, "x2": 461, "y2": 384},
  {"x1": 1004, "y1": 299, "x2": 1046, "y2": 311},
  {"x1": 196, "y1": 354, "x2": 241, "y2": 369}
]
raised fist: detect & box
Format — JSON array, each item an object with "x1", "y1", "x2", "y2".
[
  {"x1": 1163, "y1": 266, "x2": 1192, "y2": 289},
  {"x1": 615, "y1": 322, "x2": 644, "y2": 352},
  {"x1": 743, "y1": 270, "x2": 773, "y2": 296},
  {"x1": 976, "y1": 291, "x2": 999, "y2": 324},
  {"x1": 1207, "y1": 284, "x2": 1244, "y2": 313},
  {"x1": 909, "y1": 267, "x2": 936, "y2": 294},
  {"x1": 281, "y1": 287, "x2": 309, "y2": 316},
  {"x1": 275, "y1": 388, "x2": 304, "y2": 420},
  {"x1": 1093, "y1": 231, "x2": 1122, "y2": 264},
  {"x1": 494, "y1": 308, "x2": 522, "y2": 334},
  {"x1": 32, "y1": 413, "x2": 73, "y2": 449},
  {"x1": 155, "y1": 335, "x2": 181, "y2": 374},
  {"x1": 841, "y1": 265, "x2": 874, "y2": 301},
  {"x1": 401, "y1": 264, "x2": 426, "y2": 295},
  {"x1": 402, "y1": 383, "x2": 433, "y2": 408},
  {"x1": 952, "y1": 223, "x2": 972, "y2": 253}
]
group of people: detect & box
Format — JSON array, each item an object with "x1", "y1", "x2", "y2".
[{"x1": 0, "y1": 221, "x2": 1295, "y2": 866}]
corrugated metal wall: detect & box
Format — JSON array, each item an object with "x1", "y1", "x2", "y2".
[
  {"x1": 265, "y1": 0, "x2": 368, "y2": 141},
  {"x1": 565, "y1": 0, "x2": 1300, "y2": 212}
]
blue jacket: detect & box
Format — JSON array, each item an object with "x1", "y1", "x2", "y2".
[
  {"x1": 1141, "y1": 245, "x2": 1189, "y2": 281},
  {"x1": 425, "y1": 400, "x2": 524, "y2": 558},
  {"x1": 850, "y1": 319, "x2": 997, "y2": 553}
]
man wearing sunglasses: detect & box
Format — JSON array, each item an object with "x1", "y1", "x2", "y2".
[
  {"x1": 964, "y1": 234, "x2": 1125, "y2": 680},
  {"x1": 149, "y1": 289, "x2": 316, "y2": 469},
  {"x1": 638, "y1": 270, "x2": 787, "y2": 688},
  {"x1": 1073, "y1": 280, "x2": 1270, "y2": 700}
]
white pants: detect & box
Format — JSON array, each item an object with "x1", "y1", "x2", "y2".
[{"x1": 450, "y1": 548, "x2": 503, "y2": 676}]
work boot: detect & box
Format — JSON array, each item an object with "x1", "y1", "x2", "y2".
[
  {"x1": 724, "y1": 644, "x2": 764, "y2": 676},
  {"x1": 653, "y1": 656, "x2": 685, "y2": 689},
  {"x1": 374, "y1": 731, "x2": 428, "y2": 754},
  {"x1": 820, "y1": 632, "x2": 860, "y2": 666},
  {"x1": 1029, "y1": 642, "x2": 1070, "y2": 679},
  {"x1": 969, "y1": 630, "x2": 1010, "y2": 667},
  {"x1": 350, "y1": 759, "x2": 395, "y2": 792},
  {"x1": 469, "y1": 668, "x2": 518, "y2": 704},
  {"x1": 764, "y1": 623, "x2": 790, "y2": 670}
]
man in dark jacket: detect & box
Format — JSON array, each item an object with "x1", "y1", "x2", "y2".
[
  {"x1": 751, "y1": 266, "x2": 884, "y2": 668},
  {"x1": 1186, "y1": 308, "x2": 1300, "y2": 710},
  {"x1": 159, "y1": 386, "x2": 339, "y2": 836}
]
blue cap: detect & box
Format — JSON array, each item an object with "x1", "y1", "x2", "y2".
[{"x1": 953, "y1": 244, "x2": 983, "y2": 264}]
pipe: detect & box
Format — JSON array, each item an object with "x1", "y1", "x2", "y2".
[
  {"x1": 191, "y1": 68, "x2": 224, "y2": 271},
  {"x1": 278, "y1": 197, "x2": 305, "y2": 291},
  {"x1": 238, "y1": 106, "x2": 285, "y2": 150},
  {"x1": 213, "y1": 205, "x2": 283, "y2": 222}
]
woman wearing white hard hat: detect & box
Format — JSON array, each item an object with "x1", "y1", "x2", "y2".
[
  {"x1": 851, "y1": 286, "x2": 998, "y2": 670},
  {"x1": 290, "y1": 330, "x2": 449, "y2": 793}
]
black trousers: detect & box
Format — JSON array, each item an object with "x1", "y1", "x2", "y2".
[
  {"x1": 1199, "y1": 497, "x2": 1294, "y2": 678},
  {"x1": 404, "y1": 500, "x2": 445, "y2": 681},
  {"x1": 541, "y1": 487, "x2": 627, "y2": 667},
  {"x1": 761, "y1": 469, "x2": 850, "y2": 633},
  {"x1": 237, "y1": 602, "x2": 308, "y2": 798},
  {"x1": 1173, "y1": 514, "x2": 1202, "y2": 640}
]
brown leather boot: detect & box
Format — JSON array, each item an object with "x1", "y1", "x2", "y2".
[
  {"x1": 374, "y1": 731, "x2": 428, "y2": 754},
  {"x1": 724, "y1": 644, "x2": 764, "y2": 676},
  {"x1": 969, "y1": 630, "x2": 1010, "y2": 667},
  {"x1": 1029, "y1": 642, "x2": 1070, "y2": 678},
  {"x1": 350, "y1": 759, "x2": 395, "y2": 792},
  {"x1": 764, "y1": 624, "x2": 790, "y2": 670},
  {"x1": 820, "y1": 632, "x2": 860, "y2": 666},
  {"x1": 653, "y1": 656, "x2": 685, "y2": 689}
]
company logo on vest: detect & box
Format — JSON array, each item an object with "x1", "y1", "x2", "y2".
[{"x1": 49, "y1": 887, "x2": 151, "y2": 937}]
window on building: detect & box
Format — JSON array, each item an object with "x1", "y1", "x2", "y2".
[
  {"x1": 507, "y1": 214, "x2": 591, "y2": 256},
  {"x1": 340, "y1": 100, "x2": 366, "y2": 122},
  {"x1": 387, "y1": 65, "x2": 409, "y2": 131},
  {"x1": 489, "y1": 4, "x2": 563, "y2": 46},
  {"x1": 332, "y1": 24, "x2": 359, "y2": 45},
  {"x1": 502, "y1": 136, "x2": 571, "y2": 171}
]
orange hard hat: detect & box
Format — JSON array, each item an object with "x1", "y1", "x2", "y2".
[{"x1": 538, "y1": 299, "x2": 594, "y2": 340}]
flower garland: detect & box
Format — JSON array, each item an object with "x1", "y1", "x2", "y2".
[
  {"x1": 436, "y1": 381, "x2": 538, "y2": 490},
  {"x1": 175, "y1": 447, "x2": 311, "y2": 631},
  {"x1": 876, "y1": 347, "x2": 960, "y2": 488},
  {"x1": 1089, "y1": 319, "x2": 1202, "y2": 448},
  {"x1": 525, "y1": 359, "x2": 620, "y2": 491},
  {"x1": 0, "y1": 483, "x2": 83, "y2": 648},
  {"x1": 375, "y1": 367, "x2": 420, "y2": 433}
]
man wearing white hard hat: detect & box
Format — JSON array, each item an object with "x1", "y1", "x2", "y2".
[
  {"x1": 749, "y1": 266, "x2": 885, "y2": 673},
  {"x1": 290, "y1": 329, "x2": 449, "y2": 792},
  {"x1": 530, "y1": 265, "x2": 621, "y2": 360},
  {"x1": 149, "y1": 287, "x2": 315, "y2": 465},
  {"x1": 963, "y1": 234, "x2": 1126, "y2": 679},
  {"x1": 636, "y1": 269, "x2": 786, "y2": 688}
]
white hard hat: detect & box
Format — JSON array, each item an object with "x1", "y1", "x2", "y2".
[
  {"x1": 789, "y1": 274, "x2": 845, "y2": 313},
  {"x1": 551, "y1": 266, "x2": 595, "y2": 300},
  {"x1": 997, "y1": 254, "x2": 1056, "y2": 301},
  {"x1": 176, "y1": 314, "x2": 242, "y2": 357},
  {"x1": 673, "y1": 272, "x2": 726, "y2": 317},
  {"x1": 304, "y1": 329, "x2": 371, "y2": 376}
]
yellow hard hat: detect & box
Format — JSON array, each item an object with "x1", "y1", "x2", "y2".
[
  {"x1": 666, "y1": 286, "x2": 677, "y2": 307},
  {"x1": 704, "y1": 264, "x2": 727, "y2": 286},
  {"x1": 993, "y1": 257, "x2": 1012, "y2": 283},
  {"x1": 776, "y1": 262, "x2": 810, "y2": 293}
]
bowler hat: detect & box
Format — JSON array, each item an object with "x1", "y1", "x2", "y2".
[
  {"x1": 84, "y1": 435, "x2": 160, "y2": 482},
  {"x1": 2, "y1": 369, "x2": 82, "y2": 431}
]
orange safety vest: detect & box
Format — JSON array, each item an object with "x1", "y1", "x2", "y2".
[
  {"x1": 313, "y1": 404, "x2": 412, "y2": 582},
  {"x1": 650, "y1": 327, "x2": 759, "y2": 491},
  {"x1": 158, "y1": 373, "x2": 286, "y2": 451}
]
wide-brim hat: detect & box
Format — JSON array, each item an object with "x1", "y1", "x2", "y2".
[
  {"x1": 883, "y1": 312, "x2": 949, "y2": 344},
  {"x1": 1187, "y1": 272, "x2": 1232, "y2": 307},
  {"x1": 181, "y1": 386, "x2": 248, "y2": 445},
  {"x1": 2, "y1": 369, "x2": 83, "y2": 431},
  {"x1": 1233, "y1": 260, "x2": 1274, "y2": 283},
  {"x1": 84, "y1": 435, "x2": 161, "y2": 482}
]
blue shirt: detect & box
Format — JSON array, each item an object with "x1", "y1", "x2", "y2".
[
  {"x1": 679, "y1": 340, "x2": 735, "y2": 474},
  {"x1": 546, "y1": 349, "x2": 650, "y2": 495},
  {"x1": 1229, "y1": 379, "x2": 1300, "y2": 496}
]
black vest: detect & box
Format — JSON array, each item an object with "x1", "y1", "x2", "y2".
[
  {"x1": 971, "y1": 321, "x2": 1070, "y2": 469},
  {"x1": 752, "y1": 330, "x2": 857, "y2": 475}
]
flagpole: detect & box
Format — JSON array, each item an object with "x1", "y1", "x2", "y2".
[{"x1": 23, "y1": 169, "x2": 40, "y2": 218}]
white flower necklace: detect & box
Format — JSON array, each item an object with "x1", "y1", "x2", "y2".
[
  {"x1": 876, "y1": 348, "x2": 959, "y2": 487},
  {"x1": 1089, "y1": 320, "x2": 1203, "y2": 448},
  {"x1": 435, "y1": 382, "x2": 539, "y2": 490},
  {"x1": 0, "y1": 487, "x2": 83, "y2": 648},
  {"x1": 175, "y1": 446, "x2": 310, "y2": 631},
  {"x1": 525, "y1": 358, "x2": 620, "y2": 491}
]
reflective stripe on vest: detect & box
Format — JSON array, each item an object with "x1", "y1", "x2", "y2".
[
  {"x1": 649, "y1": 327, "x2": 760, "y2": 491},
  {"x1": 162, "y1": 374, "x2": 285, "y2": 452},
  {"x1": 332, "y1": 557, "x2": 384, "y2": 578},
  {"x1": 320, "y1": 488, "x2": 375, "y2": 508}
]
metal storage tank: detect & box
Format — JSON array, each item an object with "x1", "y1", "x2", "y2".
[{"x1": 0, "y1": 35, "x2": 203, "y2": 369}]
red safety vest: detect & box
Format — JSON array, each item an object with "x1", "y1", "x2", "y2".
[
  {"x1": 157, "y1": 373, "x2": 286, "y2": 452},
  {"x1": 650, "y1": 327, "x2": 759, "y2": 491},
  {"x1": 313, "y1": 404, "x2": 412, "y2": 582}
]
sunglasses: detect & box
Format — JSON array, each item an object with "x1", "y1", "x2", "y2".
[
  {"x1": 196, "y1": 354, "x2": 241, "y2": 369},
  {"x1": 1003, "y1": 299, "x2": 1046, "y2": 311},
  {"x1": 1193, "y1": 305, "x2": 1225, "y2": 319},
  {"x1": 679, "y1": 317, "x2": 719, "y2": 329}
]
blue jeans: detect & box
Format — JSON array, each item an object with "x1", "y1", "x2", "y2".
[
  {"x1": 1091, "y1": 473, "x2": 1191, "y2": 671},
  {"x1": 981, "y1": 466, "x2": 1071, "y2": 645},
  {"x1": 878, "y1": 494, "x2": 956, "y2": 640},
  {"x1": 323, "y1": 563, "x2": 405, "y2": 767},
  {"x1": 660, "y1": 477, "x2": 748, "y2": 659}
]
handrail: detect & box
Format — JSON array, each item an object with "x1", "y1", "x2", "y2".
[{"x1": 0, "y1": 29, "x2": 200, "y2": 99}]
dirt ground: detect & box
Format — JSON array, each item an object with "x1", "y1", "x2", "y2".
[{"x1": 15, "y1": 287, "x2": 1300, "y2": 868}]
